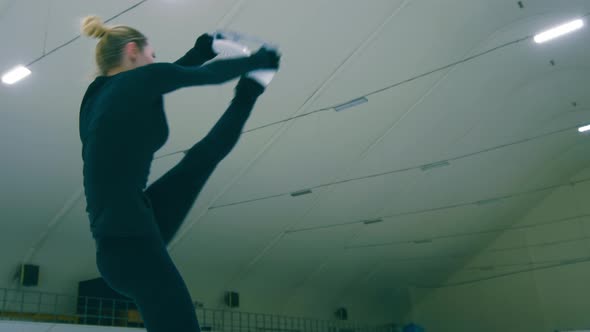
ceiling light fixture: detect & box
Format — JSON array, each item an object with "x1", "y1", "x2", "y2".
[
  {"x1": 362, "y1": 218, "x2": 383, "y2": 225},
  {"x1": 334, "y1": 97, "x2": 368, "y2": 112},
  {"x1": 420, "y1": 160, "x2": 450, "y2": 171},
  {"x1": 534, "y1": 19, "x2": 584, "y2": 44},
  {"x1": 475, "y1": 197, "x2": 503, "y2": 206},
  {"x1": 290, "y1": 189, "x2": 312, "y2": 197},
  {"x1": 2, "y1": 65, "x2": 31, "y2": 85}
]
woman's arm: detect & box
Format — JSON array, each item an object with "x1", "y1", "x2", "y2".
[
  {"x1": 174, "y1": 34, "x2": 217, "y2": 67},
  {"x1": 139, "y1": 48, "x2": 279, "y2": 96}
]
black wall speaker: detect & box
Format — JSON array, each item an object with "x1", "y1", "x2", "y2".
[
  {"x1": 335, "y1": 307, "x2": 348, "y2": 320},
  {"x1": 20, "y1": 264, "x2": 39, "y2": 286},
  {"x1": 224, "y1": 291, "x2": 239, "y2": 308}
]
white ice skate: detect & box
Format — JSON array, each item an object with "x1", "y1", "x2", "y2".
[{"x1": 212, "y1": 30, "x2": 277, "y2": 87}]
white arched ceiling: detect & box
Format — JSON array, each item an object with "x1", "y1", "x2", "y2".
[{"x1": 1, "y1": 0, "x2": 590, "y2": 322}]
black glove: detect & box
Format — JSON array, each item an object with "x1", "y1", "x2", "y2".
[
  {"x1": 193, "y1": 33, "x2": 217, "y2": 60},
  {"x1": 250, "y1": 47, "x2": 281, "y2": 70},
  {"x1": 174, "y1": 33, "x2": 217, "y2": 66}
]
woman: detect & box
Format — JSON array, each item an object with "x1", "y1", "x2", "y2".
[{"x1": 79, "y1": 16, "x2": 280, "y2": 332}]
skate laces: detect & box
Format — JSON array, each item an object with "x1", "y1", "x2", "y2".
[{"x1": 213, "y1": 30, "x2": 279, "y2": 51}]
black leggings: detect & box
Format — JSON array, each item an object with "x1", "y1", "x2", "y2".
[{"x1": 96, "y1": 78, "x2": 263, "y2": 332}]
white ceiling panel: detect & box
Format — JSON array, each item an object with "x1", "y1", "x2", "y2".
[
  {"x1": 44, "y1": 0, "x2": 141, "y2": 52},
  {"x1": 0, "y1": 1, "x2": 50, "y2": 72},
  {"x1": 170, "y1": 188, "x2": 330, "y2": 297},
  {"x1": 3, "y1": 0, "x2": 590, "y2": 319}
]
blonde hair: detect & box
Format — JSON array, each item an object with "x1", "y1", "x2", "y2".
[{"x1": 81, "y1": 16, "x2": 148, "y2": 76}]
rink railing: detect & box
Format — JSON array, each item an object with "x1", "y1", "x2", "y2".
[{"x1": 0, "y1": 287, "x2": 396, "y2": 332}]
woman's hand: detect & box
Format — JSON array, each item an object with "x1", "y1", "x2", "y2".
[
  {"x1": 193, "y1": 33, "x2": 217, "y2": 60},
  {"x1": 250, "y1": 47, "x2": 281, "y2": 70}
]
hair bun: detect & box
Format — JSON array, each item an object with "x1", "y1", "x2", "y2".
[{"x1": 82, "y1": 16, "x2": 108, "y2": 39}]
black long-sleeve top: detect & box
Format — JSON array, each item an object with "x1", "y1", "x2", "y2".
[{"x1": 79, "y1": 47, "x2": 262, "y2": 239}]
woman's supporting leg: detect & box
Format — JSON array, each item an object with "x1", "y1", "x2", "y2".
[
  {"x1": 145, "y1": 77, "x2": 264, "y2": 246},
  {"x1": 96, "y1": 234, "x2": 200, "y2": 332}
]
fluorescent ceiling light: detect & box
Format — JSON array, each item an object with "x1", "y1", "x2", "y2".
[
  {"x1": 290, "y1": 189, "x2": 312, "y2": 197},
  {"x1": 334, "y1": 97, "x2": 368, "y2": 112},
  {"x1": 362, "y1": 218, "x2": 383, "y2": 225},
  {"x1": 534, "y1": 19, "x2": 584, "y2": 44},
  {"x1": 420, "y1": 160, "x2": 450, "y2": 171},
  {"x1": 478, "y1": 265, "x2": 495, "y2": 271},
  {"x1": 2, "y1": 65, "x2": 31, "y2": 85},
  {"x1": 475, "y1": 197, "x2": 503, "y2": 206}
]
